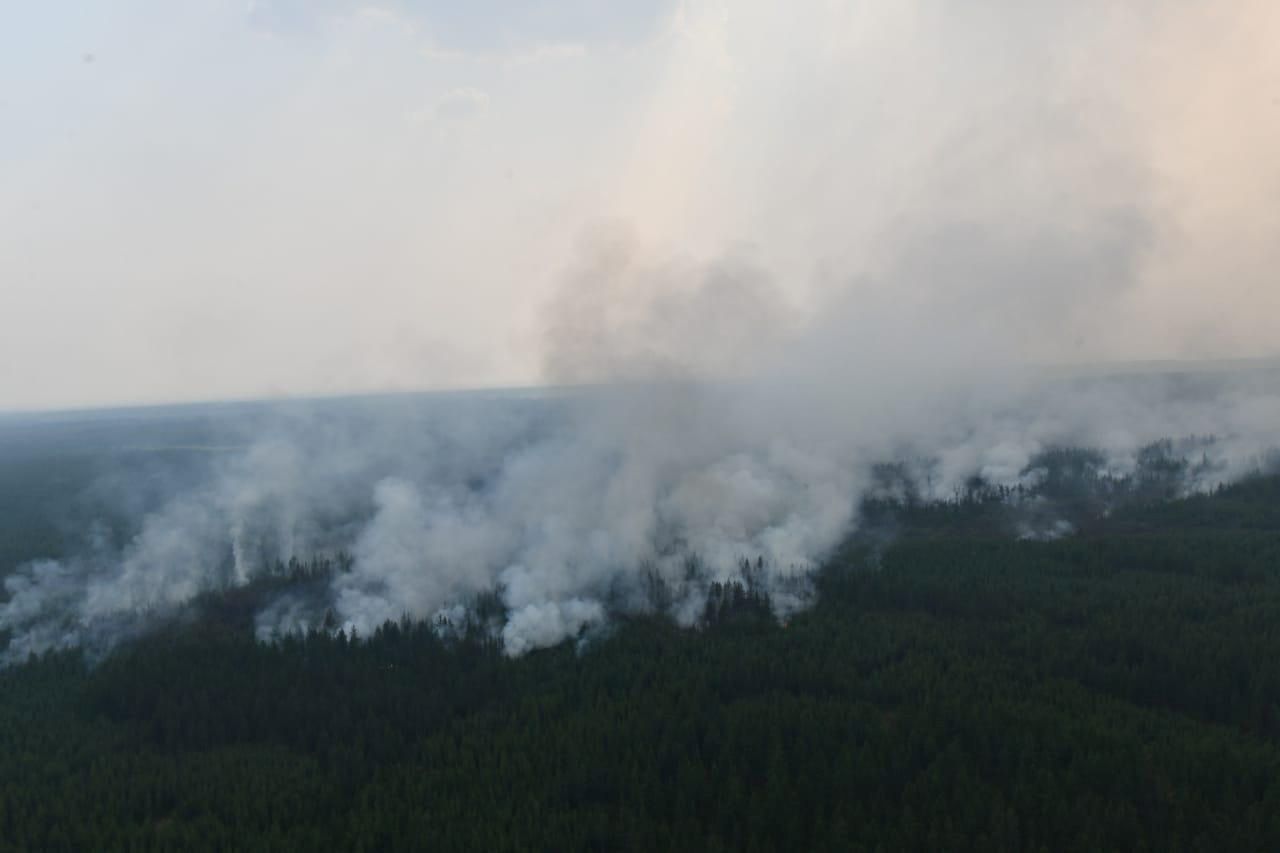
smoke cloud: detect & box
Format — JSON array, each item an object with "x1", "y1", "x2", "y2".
[
  {"x1": 3, "y1": 350, "x2": 1277, "y2": 665},
  {"x1": 2, "y1": 1, "x2": 1279, "y2": 662}
]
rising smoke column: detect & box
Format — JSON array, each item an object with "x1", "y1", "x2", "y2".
[{"x1": 3, "y1": 0, "x2": 1279, "y2": 662}]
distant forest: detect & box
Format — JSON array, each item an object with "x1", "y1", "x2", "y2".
[{"x1": 2, "y1": 459, "x2": 1280, "y2": 850}]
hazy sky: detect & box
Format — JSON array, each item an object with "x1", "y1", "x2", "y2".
[{"x1": 2, "y1": 1, "x2": 1278, "y2": 411}]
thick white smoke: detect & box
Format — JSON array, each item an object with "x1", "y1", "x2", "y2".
[
  {"x1": 3, "y1": 353, "x2": 1278, "y2": 665},
  {"x1": 2, "y1": 0, "x2": 1279, "y2": 663}
]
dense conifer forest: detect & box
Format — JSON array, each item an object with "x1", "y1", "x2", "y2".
[{"x1": 1, "y1": 465, "x2": 1279, "y2": 850}]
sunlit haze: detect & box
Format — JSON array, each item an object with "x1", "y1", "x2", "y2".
[{"x1": 2, "y1": 1, "x2": 1278, "y2": 411}]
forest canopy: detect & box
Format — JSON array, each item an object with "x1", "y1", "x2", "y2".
[{"x1": 2, "y1": 466, "x2": 1279, "y2": 851}]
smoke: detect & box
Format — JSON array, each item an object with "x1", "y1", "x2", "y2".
[
  {"x1": 3, "y1": 0, "x2": 1280, "y2": 663},
  {"x1": 542, "y1": 224, "x2": 798, "y2": 384},
  {"x1": 3, "y1": 340, "x2": 1277, "y2": 666}
]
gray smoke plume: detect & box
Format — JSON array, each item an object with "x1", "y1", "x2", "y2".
[
  {"x1": 3, "y1": 0, "x2": 1280, "y2": 663},
  {"x1": 3, "y1": 312, "x2": 1277, "y2": 666}
]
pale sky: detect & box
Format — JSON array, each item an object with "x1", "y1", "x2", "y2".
[{"x1": 2, "y1": 1, "x2": 1278, "y2": 411}]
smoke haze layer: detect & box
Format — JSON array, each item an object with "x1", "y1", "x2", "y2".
[
  {"x1": 2, "y1": 363, "x2": 1279, "y2": 665},
  {"x1": 3, "y1": 1, "x2": 1278, "y2": 409},
  {"x1": 2, "y1": 1, "x2": 1279, "y2": 661}
]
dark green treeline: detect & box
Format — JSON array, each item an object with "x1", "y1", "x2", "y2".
[{"x1": 2, "y1": 477, "x2": 1280, "y2": 851}]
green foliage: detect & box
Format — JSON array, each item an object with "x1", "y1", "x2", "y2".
[{"x1": 2, "y1": 479, "x2": 1280, "y2": 850}]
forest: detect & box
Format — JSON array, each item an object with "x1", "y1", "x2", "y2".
[
  {"x1": 1, "y1": 453, "x2": 1279, "y2": 851},
  {"x1": 7, "y1": 0, "x2": 1280, "y2": 847}
]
